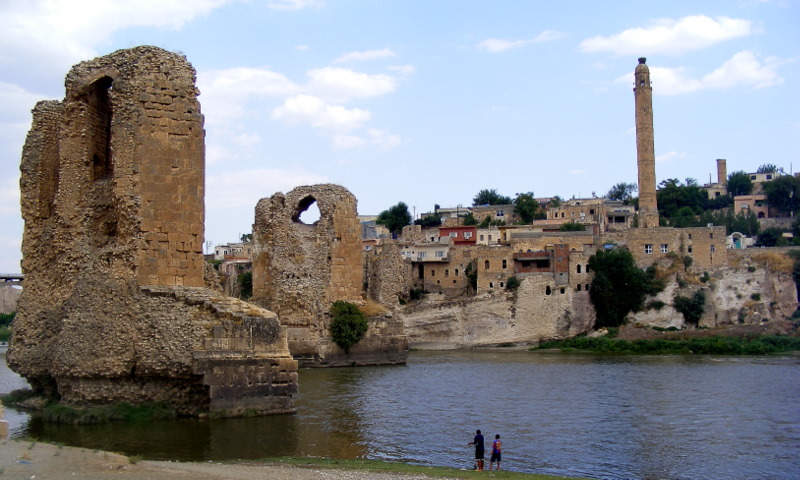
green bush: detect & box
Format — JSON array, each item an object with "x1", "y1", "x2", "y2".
[
  {"x1": 751, "y1": 293, "x2": 761, "y2": 301},
  {"x1": 674, "y1": 291, "x2": 706, "y2": 325},
  {"x1": 700, "y1": 272, "x2": 710, "y2": 283},
  {"x1": 747, "y1": 266, "x2": 756, "y2": 273},
  {"x1": 237, "y1": 271, "x2": 252, "y2": 299},
  {"x1": 505, "y1": 276, "x2": 520, "y2": 291},
  {"x1": 0, "y1": 326, "x2": 10, "y2": 342},
  {"x1": 330, "y1": 301, "x2": 368, "y2": 353},
  {"x1": 646, "y1": 300, "x2": 666, "y2": 311},
  {"x1": 535, "y1": 335, "x2": 800, "y2": 355}
]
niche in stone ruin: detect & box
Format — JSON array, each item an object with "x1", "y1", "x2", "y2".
[{"x1": 292, "y1": 195, "x2": 321, "y2": 226}]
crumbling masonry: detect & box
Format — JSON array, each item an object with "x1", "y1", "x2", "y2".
[
  {"x1": 9, "y1": 46, "x2": 297, "y2": 416},
  {"x1": 252, "y1": 185, "x2": 407, "y2": 366}
]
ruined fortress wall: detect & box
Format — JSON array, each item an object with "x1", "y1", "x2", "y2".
[{"x1": 10, "y1": 46, "x2": 296, "y2": 416}]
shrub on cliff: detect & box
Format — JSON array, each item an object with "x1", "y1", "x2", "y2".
[
  {"x1": 673, "y1": 290, "x2": 706, "y2": 325},
  {"x1": 588, "y1": 248, "x2": 664, "y2": 329},
  {"x1": 330, "y1": 301, "x2": 368, "y2": 353}
]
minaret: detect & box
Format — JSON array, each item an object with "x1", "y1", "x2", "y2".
[
  {"x1": 717, "y1": 158, "x2": 727, "y2": 186},
  {"x1": 634, "y1": 57, "x2": 659, "y2": 228}
]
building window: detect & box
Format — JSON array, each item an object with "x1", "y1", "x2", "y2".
[
  {"x1": 560, "y1": 288, "x2": 565, "y2": 294},
  {"x1": 645, "y1": 244, "x2": 653, "y2": 254},
  {"x1": 590, "y1": 209, "x2": 595, "y2": 215},
  {"x1": 499, "y1": 282, "x2": 504, "y2": 288},
  {"x1": 767, "y1": 174, "x2": 772, "y2": 180},
  {"x1": 431, "y1": 270, "x2": 435, "y2": 277},
  {"x1": 660, "y1": 244, "x2": 669, "y2": 254},
  {"x1": 449, "y1": 232, "x2": 457, "y2": 238},
  {"x1": 479, "y1": 235, "x2": 484, "y2": 241},
  {"x1": 445, "y1": 269, "x2": 449, "y2": 277},
  {"x1": 711, "y1": 245, "x2": 716, "y2": 253},
  {"x1": 418, "y1": 252, "x2": 426, "y2": 258},
  {"x1": 455, "y1": 269, "x2": 459, "y2": 276},
  {"x1": 546, "y1": 286, "x2": 551, "y2": 295},
  {"x1": 435, "y1": 251, "x2": 444, "y2": 258},
  {"x1": 502, "y1": 259, "x2": 507, "y2": 269},
  {"x1": 585, "y1": 284, "x2": 590, "y2": 291},
  {"x1": 496, "y1": 210, "x2": 505, "y2": 216},
  {"x1": 751, "y1": 175, "x2": 756, "y2": 180},
  {"x1": 688, "y1": 245, "x2": 693, "y2": 253},
  {"x1": 485, "y1": 260, "x2": 490, "y2": 270},
  {"x1": 464, "y1": 232, "x2": 473, "y2": 239},
  {"x1": 577, "y1": 284, "x2": 582, "y2": 291},
  {"x1": 710, "y1": 233, "x2": 714, "y2": 239},
  {"x1": 488, "y1": 235, "x2": 492, "y2": 242},
  {"x1": 489, "y1": 282, "x2": 494, "y2": 288},
  {"x1": 577, "y1": 264, "x2": 582, "y2": 273},
  {"x1": 688, "y1": 234, "x2": 692, "y2": 240}
]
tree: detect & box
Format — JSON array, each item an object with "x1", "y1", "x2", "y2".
[
  {"x1": 238, "y1": 271, "x2": 252, "y2": 299},
  {"x1": 607, "y1": 182, "x2": 638, "y2": 202},
  {"x1": 240, "y1": 233, "x2": 253, "y2": 243},
  {"x1": 588, "y1": 248, "x2": 663, "y2": 329},
  {"x1": 727, "y1": 171, "x2": 753, "y2": 197},
  {"x1": 548, "y1": 196, "x2": 563, "y2": 208},
  {"x1": 763, "y1": 175, "x2": 800, "y2": 215},
  {"x1": 513, "y1": 192, "x2": 540, "y2": 223},
  {"x1": 473, "y1": 188, "x2": 512, "y2": 206},
  {"x1": 755, "y1": 227, "x2": 790, "y2": 247},
  {"x1": 415, "y1": 214, "x2": 442, "y2": 227},
  {"x1": 463, "y1": 212, "x2": 478, "y2": 226},
  {"x1": 657, "y1": 178, "x2": 707, "y2": 219},
  {"x1": 329, "y1": 301, "x2": 368, "y2": 353},
  {"x1": 377, "y1": 202, "x2": 412, "y2": 235},
  {"x1": 757, "y1": 163, "x2": 779, "y2": 173}
]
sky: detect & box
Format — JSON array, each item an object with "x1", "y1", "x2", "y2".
[{"x1": 0, "y1": 0, "x2": 798, "y2": 272}]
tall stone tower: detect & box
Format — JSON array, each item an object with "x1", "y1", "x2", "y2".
[
  {"x1": 717, "y1": 158, "x2": 728, "y2": 186},
  {"x1": 634, "y1": 57, "x2": 659, "y2": 228}
]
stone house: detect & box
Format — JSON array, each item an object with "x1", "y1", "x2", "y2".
[
  {"x1": 734, "y1": 194, "x2": 770, "y2": 219},
  {"x1": 471, "y1": 204, "x2": 520, "y2": 225},
  {"x1": 626, "y1": 225, "x2": 727, "y2": 269},
  {"x1": 439, "y1": 225, "x2": 478, "y2": 245}
]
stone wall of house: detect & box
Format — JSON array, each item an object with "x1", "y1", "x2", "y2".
[
  {"x1": 252, "y1": 184, "x2": 407, "y2": 366},
  {"x1": 626, "y1": 226, "x2": 727, "y2": 269},
  {"x1": 412, "y1": 247, "x2": 475, "y2": 297},
  {"x1": 9, "y1": 46, "x2": 297, "y2": 417},
  {"x1": 0, "y1": 286, "x2": 21, "y2": 314},
  {"x1": 475, "y1": 246, "x2": 514, "y2": 292}
]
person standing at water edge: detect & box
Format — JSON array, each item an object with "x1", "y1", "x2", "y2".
[
  {"x1": 468, "y1": 429, "x2": 485, "y2": 470},
  {"x1": 490, "y1": 434, "x2": 502, "y2": 470}
]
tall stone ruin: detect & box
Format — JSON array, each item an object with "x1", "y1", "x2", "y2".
[
  {"x1": 252, "y1": 184, "x2": 407, "y2": 366},
  {"x1": 9, "y1": 46, "x2": 297, "y2": 416}
]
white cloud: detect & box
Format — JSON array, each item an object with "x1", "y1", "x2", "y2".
[
  {"x1": 656, "y1": 151, "x2": 688, "y2": 163},
  {"x1": 306, "y1": 67, "x2": 396, "y2": 102},
  {"x1": 569, "y1": 169, "x2": 585, "y2": 175},
  {"x1": 198, "y1": 67, "x2": 300, "y2": 124},
  {"x1": 272, "y1": 94, "x2": 371, "y2": 132},
  {"x1": 368, "y1": 129, "x2": 402, "y2": 150},
  {"x1": 477, "y1": 30, "x2": 564, "y2": 53},
  {"x1": 334, "y1": 48, "x2": 397, "y2": 63},
  {"x1": 0, "y1": 0, "x2": 234, "y2": 87},
  {"x1": 580, "y1": 15, "x2": 753, "y2": 56},
  {"x1": 267, "y1": 0, "x2": 323, "y2": 10},
  {"x1": 388, "y1": 65, "x2": 416, "y2": 77},
  {"x1": 332, "y1": 134, "x2": 366, "y2": 149},
  {"x1": 207, "y1": 168, "x2": 328, "y2": 209},
  {"x1": 614, "y1": 51, "x2": 785, "y2": 95},
  {"x1": 295, "y1": 45, "x2": 310, "y2": 51}
]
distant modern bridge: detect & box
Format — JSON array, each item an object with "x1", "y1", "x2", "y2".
[{"x1": 0, "y1": 273, "x2": 24, "y2": 285}]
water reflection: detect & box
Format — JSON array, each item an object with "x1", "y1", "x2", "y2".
[{"x1": 3, "y1": 348, "x2": 800, "y2": 480}]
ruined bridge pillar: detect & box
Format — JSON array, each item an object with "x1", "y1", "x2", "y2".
[{"x1": 10, "y1": 46, "x2": 297, "y2": 417}]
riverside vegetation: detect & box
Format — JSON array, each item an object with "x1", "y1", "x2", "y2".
[{"x1": 536, "y1": 334, "x2": 800, "y2": 354}]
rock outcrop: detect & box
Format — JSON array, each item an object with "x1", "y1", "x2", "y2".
[{"x1": 9, "y1": 46, "x2": 297, "y2": 416}]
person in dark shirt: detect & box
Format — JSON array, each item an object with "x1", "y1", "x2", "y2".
[{"x1": 468, "y1": 429, "x2": 485, "y2": 471}]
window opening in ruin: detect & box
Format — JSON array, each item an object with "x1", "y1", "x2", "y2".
[
  {"x1": 418, "y1": 264, "x2": 424, "y2": 280},
  {"x1": 577, "y1": 264, "x2": 582, "y2": 273},
  {"x1": 500, "y1": 282, "x2": 504, "y2": 288},
  {"x1": 88, "y1": 76, "x2": 114, "y2": 181},
  {"x1": 292, "y1": 195, "x2": 321, "y2": 225},
  {"x1": 560, "y1": 288, "x2": 565, "y2": 294},
  {"x1": 485, "y1": 260, "x2": 490, "y2": 270},
  {"x1": 455, "y1": 269, "x2": 459, "y2": 276},
  {"x1": 577, "y1": 284, "x2": 582, "y2": 291},
  {"x1": 502, "y1": 259, "x2": 507, "y2": 269},
  {"x1": 585, "y1": 284, "x2": 590, "y2": 291},
  {"x1": 546, "y1": 286, "x2": 551, "y2": 295},
  {"x1": 490, "y1": 282, "x2": 494, "y2": 288}
]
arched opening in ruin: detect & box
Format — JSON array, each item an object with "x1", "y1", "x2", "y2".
[{"x1": 292, "y1": 195, "x2": 321, "y2": 225}]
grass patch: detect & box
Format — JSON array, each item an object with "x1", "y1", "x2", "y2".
[
  {"x1": 534, "y1": 335, "x2": 800, "y2": 355},
  {"x1": 41, "y1": 402, "x2": 177, "y2": 425},
  {"x1": 250, "y1": 457, "x2": 592, "y2": 479}
]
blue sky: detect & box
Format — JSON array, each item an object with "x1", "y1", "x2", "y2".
[{"x1": 0, "y1": 0, "x2": 798, "y2": 271}]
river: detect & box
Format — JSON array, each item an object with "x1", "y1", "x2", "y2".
[{"x1": 2, "y1": 347, "x2": 799, "y2": 480}]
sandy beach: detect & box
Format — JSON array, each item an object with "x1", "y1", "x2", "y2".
[{"x1": 0, "y1": 438, "x2": 460, "y2": 480}]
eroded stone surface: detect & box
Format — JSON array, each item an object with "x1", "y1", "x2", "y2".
[
  {"x1": 253, "y1": 184, "x2": 407, "y2": 366},
  {"x1": 9, "y1": 46, "x2": 296, "y2": 416}
]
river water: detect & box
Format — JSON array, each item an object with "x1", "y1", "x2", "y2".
[{"x1": 2, "y1": 347, "x2": 799, "y2": 480}]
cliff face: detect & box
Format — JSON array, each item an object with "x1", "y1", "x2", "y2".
[
  {"x1": 399, "y1": 252, "x2": 798, "y2": 348},
  {"x1": 400, "y1": 275, "x2": 595, "y2": 348}
]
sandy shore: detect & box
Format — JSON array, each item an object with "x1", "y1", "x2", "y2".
[{"x1": 0, "y1": 438, "x2": 459, "y2": 480}]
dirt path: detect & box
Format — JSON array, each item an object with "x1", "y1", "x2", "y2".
[{"x1": 0, "y1": 438, "x2": 456, "y2": 480}]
